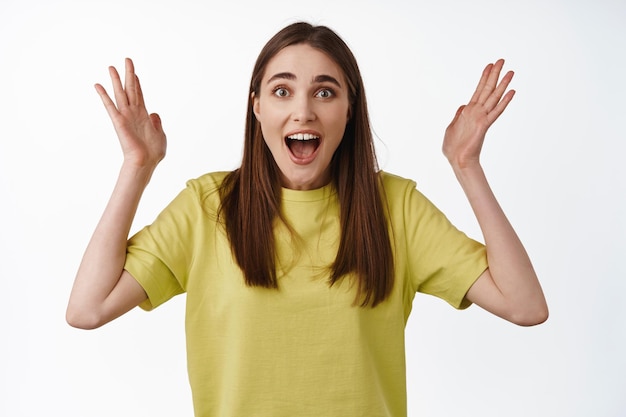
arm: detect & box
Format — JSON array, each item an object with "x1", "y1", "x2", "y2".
[
  {"x1": 443, "y1": 59, "x2": 548, "y2": 326},
  {"x1": 66, "y1": 58, "x2": 166, "y2": 329}
]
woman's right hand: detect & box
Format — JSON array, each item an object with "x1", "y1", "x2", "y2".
[
  {"x1": 95, "y1": 58, "x2": 166, "y2": 169},
  {"x1": 67, "y1": 59, "x2": 165, "y2": 329}
]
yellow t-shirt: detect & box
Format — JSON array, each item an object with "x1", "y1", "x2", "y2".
[{"x1": 125, "y1": 171, "x2": 487, "y2": 417}]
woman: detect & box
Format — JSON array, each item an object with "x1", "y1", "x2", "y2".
[{"x1": 67, "y1": 22, "x2": 547, "y2": 417}]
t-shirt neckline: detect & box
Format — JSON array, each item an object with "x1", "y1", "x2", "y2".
[{"x1": 280, "y1": 182, "x2": 336, "y2": 202}]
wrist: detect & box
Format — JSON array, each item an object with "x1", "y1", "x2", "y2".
[
  {"x1": 119, "y1": 161, "x2": 156, "y2": 187},
  {"x1": 450, "y1": 158, "x2": 484, "y2": 179}
]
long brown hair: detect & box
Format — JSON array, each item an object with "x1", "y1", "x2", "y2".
[{"x1": 219, "y1": 22, "x2": 393, "y2": 307}]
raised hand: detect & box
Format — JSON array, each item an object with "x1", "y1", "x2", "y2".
[
  {"x1": 67, "y1": 59, "x2": 166, "y2": 329},
  {"x1": 438, "y1": 60, "x2": 548, "y2": 326},
  {"x1": 95, "y1": 58, "x2": 166, "y2": 169},
  {"x1": 442, "y1": 59, "x2": 515, "y2": 170}
]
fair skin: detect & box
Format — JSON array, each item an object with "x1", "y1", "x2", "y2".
[
  {"x1": 253, "y1": 44, "x2": 351, "y2": 190},
  {"x1": 66, "y1": 52, "x2": 547, "y2": 330},
  {"x1": 443, "y1": 59, "x2": 548, "y2": 325},
  {"x1": 66, "y1": 59, "x2": 153, "y2": 329}
]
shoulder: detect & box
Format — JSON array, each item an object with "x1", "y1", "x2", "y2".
[
  {"x1": 159, "y1": 171, "x2": 232, "y2": 216},
  {"x1": 378, "y1": 171, "x2": 423, "y2": 203},
  {"x1": 184, "y1": 171, "x2": 231, "y2": 200},
  {"x1": 379, "y1": 171, "x2": 417, "y2": 191},
  {"x1": 186, "y1": 171, "x2": 231, "y2": 192},
  {"x1": 378, "y1": 170, "x2": 441, "y2": 219}
]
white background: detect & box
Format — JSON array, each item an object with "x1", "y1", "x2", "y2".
[{"x1": 1, "y1": 0, "x2": 624, "y2": 416}]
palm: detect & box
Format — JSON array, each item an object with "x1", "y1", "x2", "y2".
[
  {"x1": 443, "y1": 59, "x2": 515, "y2": 169},
  {"x1": 95, "y1": 58, "x2": 166, "y2": 168}
]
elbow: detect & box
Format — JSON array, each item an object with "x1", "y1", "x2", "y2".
[
  {"x1": 66, "y1": 305, "x2": 105, "y2": 330},
  {"x1": 509, "y1": 304, "x2": 549, "y2": 327}
]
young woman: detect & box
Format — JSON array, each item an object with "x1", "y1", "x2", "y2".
[{"x1": 67, "y1": 22, "x2": 548, "y2": 417}]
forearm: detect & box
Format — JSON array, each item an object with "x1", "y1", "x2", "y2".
[
  {"x1": 453, "y1": 163, "x2": 548, "y2": 323},
  {"x1": 66, "y1": 163, "x2": 154, "y2": 327}
]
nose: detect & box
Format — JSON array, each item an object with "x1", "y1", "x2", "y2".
[{"x1": 292, "y1": 95, "x2": 316, "y2": 122}]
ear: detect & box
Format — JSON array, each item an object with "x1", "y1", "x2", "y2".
[{"x1": 252, "y1": 92, "x2": 261, "y2": 121}]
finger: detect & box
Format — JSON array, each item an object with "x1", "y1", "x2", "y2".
[
  {"x1": 109, "y1": 65, "x2": 128, "y2": 109},
  {"x1": 477, "y1": 59, "x2": 505, "y2": 104},
  {"x1": 95, "y1": 83, "x2": 121, "y2": 120},
  {"x1": 450, "y1": 104, "x2": 465, "y2": 125},
  {"x1": 469, "y1": 63, "x2": 493, "y2": 104},
  {"x1": 124, "y1": 58, "x2": 139, "y2": 106},
  {"x1": 484, "y1": 70, "x2": 514, "y2": 111},
  {"x1": 148, "y1": 113, "x2": 165, "y2": 135},
  {"x1": 149, "y1": 113, "x2": 163, "y2": 132},
  {"x1": 487, "y1": 89, "x2": 515, "y2": 125},
  {"x1": 135, "y1": 73, "x2": 146, "y2": 110}
]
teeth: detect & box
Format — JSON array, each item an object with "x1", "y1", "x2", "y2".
[{"x1": 287, "y1": 133, "x2": 319, "y2": 141}]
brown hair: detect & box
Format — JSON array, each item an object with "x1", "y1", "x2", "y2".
[{"x1": 219, "y1": 22, "x2": 393, "y2": 307}]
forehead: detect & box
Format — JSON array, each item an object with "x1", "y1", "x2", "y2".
[{"x1": 262, "y1": 43, "x2": 346, "y2": 83}]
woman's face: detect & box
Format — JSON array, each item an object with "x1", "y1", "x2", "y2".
[{"x1": 253, "y1": 43, "x2": 351, "y2": 190}]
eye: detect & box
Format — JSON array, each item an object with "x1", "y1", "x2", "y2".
[
  {"x1": 316, "y1": 88, "x2": 334, "y2": 99},
  {"x1": 273, "y1": 87, "x2": 290, "y2": 98}
]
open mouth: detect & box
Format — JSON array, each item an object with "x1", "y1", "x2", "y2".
[{"x1": 285, "y1": 133, "x2": 320, "y2": 159}]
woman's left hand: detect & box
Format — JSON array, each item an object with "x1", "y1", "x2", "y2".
[
  {"x1": 442, "y1": 59, "x2": 515, "y2": 170},
  {"x1": 442, "y1": 60, "x2": 548, "y2": 326}
]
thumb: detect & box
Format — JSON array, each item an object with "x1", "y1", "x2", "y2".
[
  {"x1": 446, "y1": 105, "x2": 465, "y2": 132},
  {"x1": 150, "y1": 113, "x2": 163, "y2": 131},
  {"x1": 451, "y1": 105, "x2": 465, "y2": 123}
]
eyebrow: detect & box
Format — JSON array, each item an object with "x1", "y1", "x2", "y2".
[{"x1": 266, "y1": 72, "x2": 342, "y2": 88}]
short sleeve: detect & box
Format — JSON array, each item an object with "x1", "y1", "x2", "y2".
[
  {"x1": 384, "y1": 173, "x2": 488, "y2": 309},
  {"x1": 124, "y1": 185, "x2": 201, "y2": 311}
]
